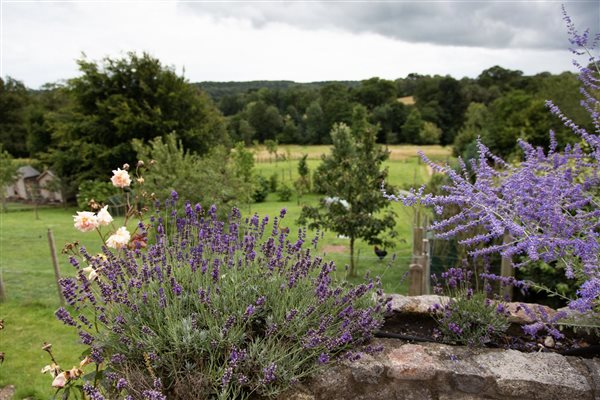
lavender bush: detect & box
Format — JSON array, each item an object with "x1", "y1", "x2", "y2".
[
  {"x1": 430, "y1": 267, "x2": 511, "y2": 347},
  {"x1": 386, "y1": 9, "x2": 599, "y2": 316},
  {"x1": 55, "y1": 192, "x2": 386, "y2": 399}
]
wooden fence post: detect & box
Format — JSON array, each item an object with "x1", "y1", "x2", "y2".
[
  {"x1": 422, "y1": 238, "x2": 430, "y2": 294},
  {"x1": 47, "y1": 229, "x2": 65, "y2": 306},
  {"x1": 409, "y1": 263, "x2": 424, "y2": 296}
]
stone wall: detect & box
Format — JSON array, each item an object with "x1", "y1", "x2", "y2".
[
  {"x1": 281, "y1": 339, "x2": 599, "y2": 400},
  {"x1": 280, "y1": 295, "x2": 599, "y2": 400}
]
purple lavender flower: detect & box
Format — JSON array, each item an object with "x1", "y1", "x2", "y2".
[
  {"x1": 83, "y1": 383, "x2": 106, "y2": 400},
  {"x1": 522, "y1": 322, "x2": 545, "y2": 338},
  {"x1": 110, "y1": 353, "x2": 126, "y2": 364},
  {"x1": 55, "y1": 307, "x2": 76, "y2": 326},
  {"x1": 91, "y1": 346, "x2": 104, "y2": 364},
  {"x1": 447, "y1": 322, "x2": 463, "y2": 335},
  {"x1": 244, "y1": 304, "x2": 255, "y2": 318},
  {"x1": 79, "y1": 330, "x2": 95, "y2": 345},
  {"x1": 262, "y1": 363, "x2": 277, "y2": 384},
  {"x1": 142, "y1": 390, "x2": 166, "y2": 400},
  {"x1": 116, "y1": 378, "x2": 128, "y2": 390},
  {"x1": 255, "y1": 296, "x2": 266, "y2": 306},
  {"x1": 222, "y1": 367, "x2": 233, "y2": 386},
  {"x1": 318, "y1": 353, "x2": 330, "y2": 364}
]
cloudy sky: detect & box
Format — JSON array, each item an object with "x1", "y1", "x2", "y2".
[{"x1": 2, "y1": 1, "x2": 598, "y2": 89}]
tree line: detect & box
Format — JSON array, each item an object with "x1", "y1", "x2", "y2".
[{"x1": 0, "y1": 52, "x2": 593, "y2": 201}]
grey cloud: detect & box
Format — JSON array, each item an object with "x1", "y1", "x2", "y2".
[{"x1": 178, "y1": 1, "x2": 599, "y2": 49}]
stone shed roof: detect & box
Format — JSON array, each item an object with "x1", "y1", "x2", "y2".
[{"x1": 17, "y1": 165, "x2": 40, "y2": 179}]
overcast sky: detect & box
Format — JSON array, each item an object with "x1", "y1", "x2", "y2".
[{"x1": 2, "y1": 1, "x2": 599, "y2": 89}]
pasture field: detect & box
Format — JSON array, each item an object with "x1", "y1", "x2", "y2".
[{"x1": 0, "y1": 145, "x2": 451, "y2": 398}]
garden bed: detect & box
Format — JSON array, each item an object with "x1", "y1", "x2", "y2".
[{"x1": 380, "y1": 295, "x2": 600, "y2": 357}]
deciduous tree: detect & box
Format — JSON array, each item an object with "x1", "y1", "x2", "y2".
[{"x1": 300, "y1": 106, "x2": 396, "y2": 277}]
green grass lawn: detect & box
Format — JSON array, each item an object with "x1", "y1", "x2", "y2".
[{"x1": 0, "y1": 145, "x2": 450, "y2": 398}]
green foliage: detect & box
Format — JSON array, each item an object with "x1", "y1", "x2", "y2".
[
  {"x1": 453, "y1": 102, "x2": 489, "y2": 158},
  {"x1": 304, "y1": 101, "x2": 327, "y2": 144},
  {"x1": 294, "y1": 154, "x2": 311, "y2": 203},
  {"x1": 371, "y1": 102, "x2": 408, "y2": 144},
  {"x1": 300, "y1": 106, "x2": 397, "y2": 277},
  {"x1": 253, "y1": 176, "x2": 270, "y2": 203},
  {"x1": 133, "y1": 133, "x2": 253, "y2": 215},
  {"x1": 431, "y1": 268, "x2": 510, "y2": 347},
  {"x1": 76, "y1": 180, "x2": 119, "y2": 210},
  {"x1": 418, "y1": 121, "x2": 442, "y2": 145},
  {"x1": 433, "y1": 292, "x2": 510, "y2": 347},
  {"x1": 247, "y1": 102, "x2": 283, "y2": 142},
  {"x1": 26, "y1": 84, "x2": 72, "y2": 158},
  {"x1": 0, "y1": 146, "x2": 18, "y2": 190},
  {"x1": 269, "y1": 173, "x2": 279, "y2": 193},
  {"x1": 477, "y1": 65, "x2": 525, "y2": 93},
  {"x1": 63, "y1": 204, "x2": 385, "y2": 399},
  {"x1": 354, "y1": 77, "x2": 396, "y2": 110},
  {"x1": 264, "y1": 139, "x2": 279, "y2": 162},
  {"x1": 0, "y1": 77, "x2": 31, "y2": 157},
  {"x1": 277, "y1": 183, "x2": 293, "y2": 201},
  {"x1": 232, "y1": 142, "x2": 255, "y2": 180},
  {"x1": 401, "y1": 108, "x2": 424, "y2": 143},
  {"x1": 43, "y1": 52, "x2": 226, "y2": 198},
  {"x1": 0, "y1": 145, "x2": 18, "y2": 210}
]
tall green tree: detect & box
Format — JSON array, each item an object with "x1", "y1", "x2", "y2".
[
  {"x1": 0, "y1": 77, "x2": 31, "y2": 157},
  {"x1": 453, "y1": 102, "x2": 490, "y2": 158},
  {"x1": 294, "y1": 154, "x2": 311, "y2": 204},
  {"x1": 44, "y1": 52, "x2": 226, "y2": 198},
  {"x1": 300, "y1": 106, "x2": 396, "y2": 277},
  {"x1": 355, "y1": 77, "x2": 396, "y2": 110},
  {"x1": 320, "y1": 83, "x2": 355, "y2": 134},
  {"x1": 246, "y1": 101, "x2": 283, "y2": 142},
  {"x1": 0, "y1": 145, "x2": 18, "y2": 211},
  {"x1": 401, "y1": 108, "x2": 424, "y2": 143}
]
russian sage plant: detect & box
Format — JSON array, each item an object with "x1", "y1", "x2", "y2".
[
  {"x1": 56, "y1": 194, "x2": 386, "y2": 399},
  {"x1": 386, "y1": 9, "x2": 600, "y2": 315}
]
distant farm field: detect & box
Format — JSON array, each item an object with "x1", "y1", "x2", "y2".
[
  {"x1": 253, "y1": 144, "x2": 451, "y2": 162},
  {"x1": 0, "y1": 144, "x2": 451, "y2": 398}
]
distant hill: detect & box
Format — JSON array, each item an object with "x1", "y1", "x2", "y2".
[{"x1": 194, "y1": 80, "x2": 360, "y2": 100}]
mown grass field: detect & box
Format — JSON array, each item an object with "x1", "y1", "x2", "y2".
[{"x1": 0, "y1": 145, "x2": 451, "y2": 398}]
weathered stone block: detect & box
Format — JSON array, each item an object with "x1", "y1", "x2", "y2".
[
  {"x1": 583, "y1": 358, "x2": 600, "y2": 396},
  {"x1": 394, "y1": 387, "x2": 434, "y2": 400},
  {"x1": 474, "y1": 349, "x2": 592, "y2": 400},
  {"x1": 387, "y1": 343, "x2": 449, "y2": 381},
  {"x1": 388, "y1": 294, "x2": 448, "y2": 315},
  {"x1": 344, "y1": 353, "x2": 385, "y2": 384}
]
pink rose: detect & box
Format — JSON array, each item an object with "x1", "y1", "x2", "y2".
[
  {"x1": 52, "y1": 371, "x2": 68, "y2": 388},
  {"x1": 111, "y1": 168, "x2": 131, "y2": 188},
  {"x1": 73, "y1": 212, "x2": 99, "y2": 232},
  {"x1": 96, "y1": 205, "x2": 113, "y2": 226},
  {"x1": 106, "y1": 227, "x2": 131, "y2": 249}
]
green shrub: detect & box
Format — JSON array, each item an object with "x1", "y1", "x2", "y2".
[
  {"x1": 277, "y1": 183, "x2": 293, "y2": 202},
  {"x1": 253, "y1": 175, "x2": 270, "y2": 203},
  {"x1": 269, "y1": 173, "x2": 279, "y2": 192},
  {"x1": 430, "y1": 268, "x2": 510, "y2": 347},
  {"x1": 55, "y1": 203, "x2": 386, "y2": 399},
  {"x1": 76, "y1": 180, "x2": 119, "y2": 209}
]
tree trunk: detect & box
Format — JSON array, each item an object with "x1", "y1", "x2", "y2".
[{"x1": 347, "y1": 236, "x2": 356, "y2": 278}]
